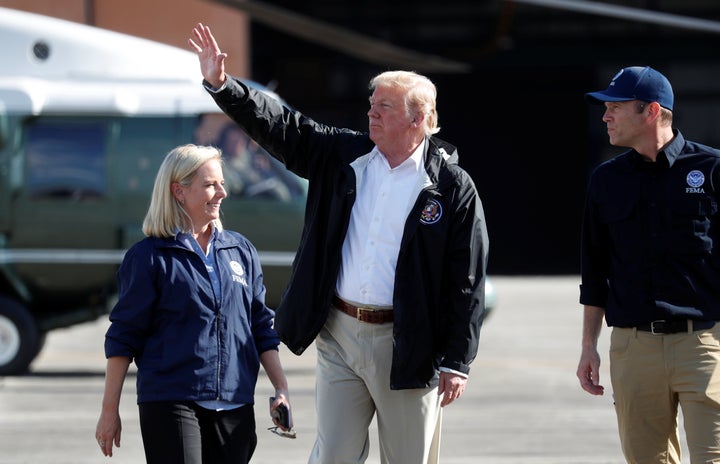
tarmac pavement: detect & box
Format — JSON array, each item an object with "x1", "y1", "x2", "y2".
[{"x1": 0, "y1": 276, "x2": 666, "y2": 463}]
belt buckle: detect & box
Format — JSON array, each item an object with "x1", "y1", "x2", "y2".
[
  {"x1": 650, "y1": 320, "x2": 666, "y2": 335},
  {"x1": 356, "y1": 307, "x2": 372, "y2": 321}
]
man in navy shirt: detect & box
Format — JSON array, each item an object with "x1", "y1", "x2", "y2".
[{"x1": 576, "y1": 66, "x2": 720, "y2": 463}]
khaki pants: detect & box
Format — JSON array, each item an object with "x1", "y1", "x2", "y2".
[
  {"x1": 309, "y1": 307, "x2": 442, "y2": 464},
  {"x1": 610, "y1": 324, "x2": 720, "y2": 463}
]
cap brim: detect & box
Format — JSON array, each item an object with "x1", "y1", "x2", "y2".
[{"x1": 585, "y1": 91, "x2": 633, "y2": 105}]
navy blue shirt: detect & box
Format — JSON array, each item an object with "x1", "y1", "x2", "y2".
[{"x1": 580, "y1": 130, "x2": 720, "y2": 327}]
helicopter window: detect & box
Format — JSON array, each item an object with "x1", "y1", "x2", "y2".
[
  {"x1": 194, "y1": 114, "x2": 306, "y2": 202},
  {"x1": 25, "y1": 120, "x2": 106, "y2": 198},
  {"x1": 114, "y1": 117, "x2": 187, "y2": 194}
]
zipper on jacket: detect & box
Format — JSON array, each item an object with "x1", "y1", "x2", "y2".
[{"x1": 216, "y1": 313, "x2": 222, "y2": 400}]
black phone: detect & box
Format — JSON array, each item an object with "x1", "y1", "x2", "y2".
[{"x1": 269, "y1": 397, "x2": 290, "y2": 429}]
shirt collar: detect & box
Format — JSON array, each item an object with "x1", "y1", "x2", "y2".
[
  {"x1": 372, "y1": 138, "x2": 426, "y2": 172},
  {"x1": 629, "y1": 129, "x2": 682, "y2": 169},
  {"x1": 660, "y1": 129, "x2": 683, "y2": 167},
  {"x1": 174, "y1": 225, "x2": 218, "y2": 247}
]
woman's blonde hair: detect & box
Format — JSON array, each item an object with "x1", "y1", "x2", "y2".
[
  {"x1": 142, "y1": 144, "x2": 224, "y2": 237},
  {"x1": 370, "y1": 70, "x2": 440, "y2": 136}
]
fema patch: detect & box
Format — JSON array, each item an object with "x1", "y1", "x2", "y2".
[
  {"x1": 230, "y1": 260, "x2": 248, "y2": 286},
  {"x1": 686, "y1": 170, "x2": 705, "y2": 188},
  {"x1": 420, "y1": 199, "x2": 443, "y2": 225},
  {"x1": 230, "y1": 260, "x2": 245, "y2": 277}
]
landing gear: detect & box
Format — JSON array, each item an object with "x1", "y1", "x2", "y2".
[{"x1": 0, "y1": 297, "x2": 43, "y2": 375}]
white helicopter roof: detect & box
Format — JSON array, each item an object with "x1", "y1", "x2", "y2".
[{"x1": 0, "y1": 7, "x2": 226, "y2": 115}]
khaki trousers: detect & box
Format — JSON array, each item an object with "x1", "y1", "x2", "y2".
[
  {"x1": 610, "y1": 324, "x2": 720, "y2": 464},
  {"x1": 308, "y1": 307, "x2": 442, "y2": 464}
]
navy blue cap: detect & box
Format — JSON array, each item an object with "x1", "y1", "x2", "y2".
[{"x1": 585, "y1": 66, "x2": 674, "y2": 111}]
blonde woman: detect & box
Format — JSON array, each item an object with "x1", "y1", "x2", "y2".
[{"x1": 95, "y1": 144, "x2": 292, "y2": 463}]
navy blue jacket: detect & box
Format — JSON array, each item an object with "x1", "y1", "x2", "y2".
[
  {"x1": 580, "y1": 130, "x2": 720, "y2": 326},
  {"x1": 206, "y1": 77, "x2": 488, "y2": 389},
  {"x1": 104, "y1": 230, "x2": 279, "y2": 403}
]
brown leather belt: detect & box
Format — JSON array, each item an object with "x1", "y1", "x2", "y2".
[{"x1": 332, "y1": 295, "x2": 393, "y2": 324}]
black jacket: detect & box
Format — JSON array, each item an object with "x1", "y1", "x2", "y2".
[{"x1": 206, "y1": 77, "x2": 489, "y2": 389}]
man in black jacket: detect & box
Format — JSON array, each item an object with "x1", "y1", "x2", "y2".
[{"x1": 190, "y1": 23, "x2": 489, "y2": 464}]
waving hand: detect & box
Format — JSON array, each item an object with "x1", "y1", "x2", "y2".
[{"x1": 188, "y1": 23, "x2": 227, "y2": 89}]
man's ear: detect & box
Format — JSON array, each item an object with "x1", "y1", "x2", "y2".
[
  {"x1": 647, "y1": 102, "x2": 662, "y2": 120},
  {"x1": 412, "y1": 113, "x2": 425, "y2": 127}
]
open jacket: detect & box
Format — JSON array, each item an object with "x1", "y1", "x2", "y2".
[{"x1": 206, "y1": 77, "x2": 488, "y2": 389}]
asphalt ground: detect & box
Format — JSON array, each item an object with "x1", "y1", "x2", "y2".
[{"x1": 1, "y1": 276, "x2": 682, "y2": 463}]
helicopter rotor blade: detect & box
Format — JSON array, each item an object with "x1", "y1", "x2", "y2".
[
  {"x1": 209, "y1": 0, "x2": 471, "y2": 73},
  {"x1": 509, "y1": 0, "x2": 720, "y2": 34}
]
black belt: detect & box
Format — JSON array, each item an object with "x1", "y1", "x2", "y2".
[{"x1": 636, "y1": 319, "x2": 715, "y2": 334}]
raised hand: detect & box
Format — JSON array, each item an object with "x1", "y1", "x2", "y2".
[{"x1": 188, "y1": 22, "x2": 227, "y2": 89}]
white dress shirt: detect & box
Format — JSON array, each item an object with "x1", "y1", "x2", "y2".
[{"x1": 335, "y1": 140, "x2": 431, "y2": 305}]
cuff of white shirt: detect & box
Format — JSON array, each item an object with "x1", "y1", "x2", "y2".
[
  {"x1": 203, "y1": 79, "x2": 228, "y2": 93},
  {"x1": 439, "y1": 367, "x2": 468, "y2": 378}
]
